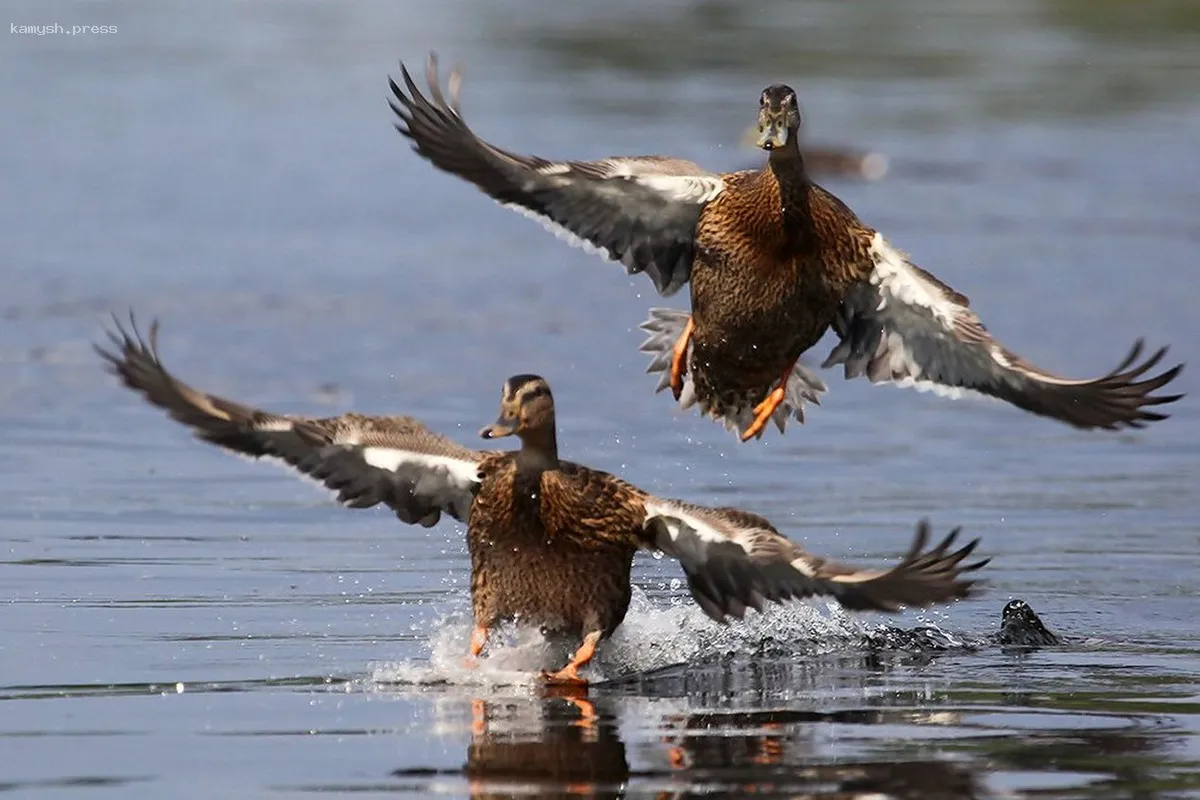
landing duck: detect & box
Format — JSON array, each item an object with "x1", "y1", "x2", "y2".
[
  {"x1": 98, "y1": 317, "x2": 988, "y2": 685},
  {"x1": 389, "y1": 55, "x2": 1183, "y2": 440}
]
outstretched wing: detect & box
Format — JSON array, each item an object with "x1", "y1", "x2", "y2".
[
  {"x1": 642, "y1": 498, "x2": 987, "y2": 621},
  {"x1": 823, "y1": 233, "x2": 1184, "y2": 430},
  {"x1": 388, "y1": 53, "x2": 723, "y2": 297},
  {"x1": 96, "y1": 315, "x2": 484, "y2": 526}
]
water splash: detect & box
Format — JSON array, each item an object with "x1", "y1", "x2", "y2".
[
  {"x1": 368, "y1": 587, "x2": 886, "y2": 688},
  {"x1": 595, "y1": 588, "x2": 877, "y2": 679},
  {"x1": 370, "y1": 617, "x2": 565, "y2": 690}
]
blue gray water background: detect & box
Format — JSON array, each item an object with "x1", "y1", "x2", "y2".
[{"x1": 2, "y1": 0, "x2": 1198, "y2": 796}]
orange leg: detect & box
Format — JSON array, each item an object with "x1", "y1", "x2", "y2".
[
  {"x1": 462, "y1": 624, "x2": 488, "y2": 669},
  {"x1": 540, "y1": 630, "x2": 602, "y2": 686},
  {"x1": 740, "y1": 363, "x2": 794, "y2": 441},
  {"x1": 669, "y1": 315, "x2": 695, "y2": 400}
]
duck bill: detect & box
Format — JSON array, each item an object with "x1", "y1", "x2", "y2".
[
  {"x1": 756, "y1": 115, "x2": 789, "y2": 150},
  {"x1": 479, "y1": 418, "x2": 518, "y2": 440}
]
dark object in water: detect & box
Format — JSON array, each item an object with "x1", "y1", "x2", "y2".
[
  {"x1": 864, "y1": 597, "x2": 1060, "y2": 652},
  {"x1": 995, "y1": 599, "x2": 1060, "y2": 647}
]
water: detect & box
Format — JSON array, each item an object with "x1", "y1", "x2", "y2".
[{"x1": 2, "y1": 0, "x2": 1199, "y2": 796}]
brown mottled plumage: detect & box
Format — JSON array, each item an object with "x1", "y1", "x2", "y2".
[
  {"x1": 687, "y1": 163, "x2": 867, "y2": 424},
  {"x1": 389, "y1": 55, "x2": 1183, "y2": 440},
  {"x1": 97, "y1": 315, "x2": 988, "y2": 685}
]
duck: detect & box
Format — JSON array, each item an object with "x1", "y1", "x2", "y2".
[
  {"x1": 97, "y1": 315, "x2": 988, "y2": 686},
  {"x1": 388, "y1": 55, "x2": 1184, "y2": 441}
]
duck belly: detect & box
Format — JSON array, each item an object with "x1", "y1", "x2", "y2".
[
  {"x1": 468, "y1": 534, "x2": 634, "y2": 637},
  {"x1": 689, "y1": 268, "x2": 833, "y2": 412}
]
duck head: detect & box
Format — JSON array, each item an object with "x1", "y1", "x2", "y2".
[
  {"x1": 755, "y1": 84, "x2": 801, "y2": 151},
  {"x1": 479, "y1": 374, "x2": 558, "y2": 461}
]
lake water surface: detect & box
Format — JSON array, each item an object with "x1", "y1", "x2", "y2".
[{"x1": 2, "y1": 1, "x2": 1199, "y2": 796}]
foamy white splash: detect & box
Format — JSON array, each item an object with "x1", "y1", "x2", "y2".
[{"x1": 369, "y1": 587, "x2": 876, "y2": 688}]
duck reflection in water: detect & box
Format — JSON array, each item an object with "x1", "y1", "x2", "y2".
[
  {"x1": 655, "y1": 707, "x2": 987, "y2": 799},
  {"x1": 463, "y1": 690, "x2": 629, "y2": 800},
  {"x1": 444, "y1": 689, "x2": 991, "y2": 800}
]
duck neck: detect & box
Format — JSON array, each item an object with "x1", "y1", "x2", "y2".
[
  {"x1": 768, "y1": 137, "x2": 811, "y2": 228},
  {"x1": 515, "y1": 424, "x2": 559, "y2": 472},
  {"x1": 767, "y1": 136, "x2": 808, "y2": 188}
]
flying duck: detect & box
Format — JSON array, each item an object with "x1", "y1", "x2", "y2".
[{"x1": 388, "y1": 55, "x2": 1184, "y2": 440}]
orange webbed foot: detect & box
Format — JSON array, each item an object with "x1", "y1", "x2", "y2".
[
  {"x1": 540, "y1": 630, "x2": 600, "y2": 688},
  {"x1": 740, "y1": 385, "x2": 786, "y2": 441},
  {"x1": 539, "y1": 666, "x2": 589, "y2": 687},
  {"x1": 669, "y1": 315, "x2": 695, "y2": 400},
  {"x1": 740, "y1": 363, "x2": 794, "y2": 441}
]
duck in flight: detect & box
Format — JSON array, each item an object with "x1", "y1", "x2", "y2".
[
  {"x1": 97, "y1": 316, "x2": 988, "y2": 686},
  {"x1": 388, "y1": 55, "x2": 1184, "y2": 441}
]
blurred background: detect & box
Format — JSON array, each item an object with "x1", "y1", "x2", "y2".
[{"x1": 1, "y1": 1, "x2": 1198, "y2": 797}]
